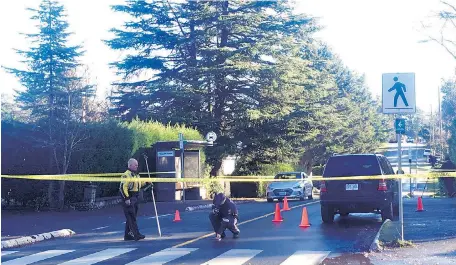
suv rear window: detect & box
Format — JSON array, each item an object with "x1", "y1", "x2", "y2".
[{"x1": 323, "y1": 155, "x2": 381, "y2": 177}]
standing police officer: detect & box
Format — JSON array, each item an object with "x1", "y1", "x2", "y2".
[
  {"x1": 120, "y1": 158, "x2": 147, "y2": 241},
  {"x1": 209, "y1": 193, "x2": 240, "y2": 240}
]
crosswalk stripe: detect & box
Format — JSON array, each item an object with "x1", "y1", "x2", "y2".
[
  {"x1": 280, "y1": 251, "x2": 330, "y2": 265},
  {"x1": 58, "y1": 248, "x2": 136, "y2": 265},
  {"x1": 2, "y1": 250, "x2": 74, "y2": 265},
  {"x1": 200, "y1": 249, "x2": 262, "y2": 265},
  {"x1": 126, "y1": 247, "x2": 198, "y2": 265},
  {"x1": 1, "y1": 251, "x2": 17, "y2": 256}
]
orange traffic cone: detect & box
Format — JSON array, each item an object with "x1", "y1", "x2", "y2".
[
  {"x1": 299, "y1": 207, "x2": 310, "y2": 227},
  {"x1": 272, "y1": 203, "x2": 283, "y2": 222},
  {"x1": 173, "y1": 210, "x2": 182, "y2": 222},
  {"x1": 416, "y1": 197, "x2": 424, "y2": 212},
  {"x1": 282, "y1": 197, "x2": 290, "y2": 211}
]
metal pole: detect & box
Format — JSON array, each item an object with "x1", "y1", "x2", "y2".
[
  {"x1": 398, "y1": 131, "x2": 404, "y2": 241},
  {"x1": 143, "y1": 154, "x2": 162, "y2": 237},
  {"x1": 409, "y1": 158, "x2": 412, "y2": 197},
  {"x1": 438, "y1": 85, "x2": 443, "y2": 158},
  {"x1": 182, "y1": 148, "x2": 185, "y2": 202},
  {"x1": 179, "y1": 133, "x2": 185, "y2": 202},
  {"x1": 416, "y1": 139, "x2": 418, "y2": 174}
]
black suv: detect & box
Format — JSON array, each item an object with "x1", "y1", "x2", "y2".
[{"x1": 320, "y1": 154, "x2": 399, "y2": 223}]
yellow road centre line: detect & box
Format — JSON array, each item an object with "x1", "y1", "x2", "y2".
[{"x1": 171, "y1": 200, "x2": 320, "y2": 248}]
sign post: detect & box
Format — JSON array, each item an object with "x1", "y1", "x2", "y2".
[
  {"x1": 383, "y1": 72, "x2": 415, "y2": 242},
  {"x1": 178, "y1": 133, "x2": 185, "y2": 202}
]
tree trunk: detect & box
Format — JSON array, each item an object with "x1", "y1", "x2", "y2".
[
  {"x1": 210, "y1": 159, "x2": 223, "y2": 177},
  {"x1": 300, "y1": 155, "x2": 314, "y2": 175},
  {"x1": 47, "y1": 148, "x2": 57, "y2": 209},
  {"x1": 58, "y1": 180, "x2": 65, "y2": 210}
]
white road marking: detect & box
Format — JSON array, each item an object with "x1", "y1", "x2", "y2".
[
  {"x1": 91, "y1": 226, "x2": 109, "y2": 231},
  {"x1": 59, "y1": 248, "x2": 135, "y2": 265},
  {"x1": 1, "y1": 251, "x2": 17, "y2": 256},
  {"x1": 146, "y1": 213, "x2": 173, "y2": 219},
  {"x1": 3, "y1": 250, "x2": 74, "y2": 265},
  {"x1": 280, "y1": 251, "x2": 331, "y2": 265},
  {"x1": 126, "y1": 247, "x2": 197, "y2": 265},
  {"x1": 200, "y1": 249, "x2": 262, "y2": 265}
]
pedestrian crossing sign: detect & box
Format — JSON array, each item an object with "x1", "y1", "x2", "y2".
[{"x1": 382, "y1": 73, "x2": 416, "y2": 114}]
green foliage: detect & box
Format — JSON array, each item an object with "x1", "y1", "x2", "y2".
[
  {"x1": 206, "y1": 181, "x2": 225, "y2": 198},
  {"x1": 125, "y1": 118, "x2": 204, "y2": 156},
  {"x1": 106, "y1": 0, "x2": 324, "y2": 174},
  {"x1": 448, "y1": 119, "x2": 456, "y2": 164},
  {"x1": 440, "y1": 77, "x2": 456, "y2": 161},
  {"x1": 258, "y1": 163, "x2": 296, "y2": 176},
  {"x1": 2, "y1": 0, "x2": 95, "y2": 209},
  {"x1": 404, "y1": 109, "x2": 428, "y2": 139},
  {"x1": 2, "y1": 119, "x2": 205, "y2": 208}
]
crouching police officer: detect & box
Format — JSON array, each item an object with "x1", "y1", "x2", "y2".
[
  {"x1": 120, "y1": 158, "x2": 147, "y2": 241},
  {"x1": 209, "y1": 193, "x2": 240, "y2": 240}
]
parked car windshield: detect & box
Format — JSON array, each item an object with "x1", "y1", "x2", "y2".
[{"x1": 323, "y1": 155, "x2": 380, "y2": 178}]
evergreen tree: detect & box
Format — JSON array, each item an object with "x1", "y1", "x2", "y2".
[
  {"x1": 3, "y1": 0, "x2": 93, "y2": 209},
  {"x1": 440, "y1": 77, "x2": 456, "y2": 161},
  {"x1": 107, "y1": 0, "x2": 323, "y2": 174},
  {"x1": 107, "y1": 0, "x2": 391, "y2": 175}
]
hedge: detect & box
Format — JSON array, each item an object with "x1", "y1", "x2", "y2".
[{"x1": 1, "y1": 119, "x2": 205, "y2": 210}]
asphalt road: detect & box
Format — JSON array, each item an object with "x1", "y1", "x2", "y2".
[{"x1": 1, "y1": 199, "x2": 384, "y2": 265}]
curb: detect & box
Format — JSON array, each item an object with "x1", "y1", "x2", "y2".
[
  {"x1": 1, "y1": 229, "x2": 75, "y2": 249},
  {"x1": 369, "y1": 219, "x2": 391, "y2": 253}
]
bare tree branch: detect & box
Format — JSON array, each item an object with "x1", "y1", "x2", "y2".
[{"x1": 419, "y1": 0, "x2": 456, "y2": 60}]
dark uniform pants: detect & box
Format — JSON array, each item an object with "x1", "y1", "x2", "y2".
[
  {"x1": 123, "y1": 195, "x2": 140, "y2": 238},
  {"x1": 209, "y1": 212, "x2": 240, "y2": 235}
]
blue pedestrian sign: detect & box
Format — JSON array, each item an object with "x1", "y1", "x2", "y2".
[{"x1": 382, "y1": 73, "x2": 416, "y2": 114}]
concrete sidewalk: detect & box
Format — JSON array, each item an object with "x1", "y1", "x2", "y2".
[{"x1": 369, "y1": 197, "x2": 456, "y2": 264}]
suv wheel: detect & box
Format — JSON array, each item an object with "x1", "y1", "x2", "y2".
[
  {"x1": 381, "y1": 202, "x2": 393, "y2": 222},
  {"x1": 321, "y1": 205, "x2": 334, "y2": 223}
]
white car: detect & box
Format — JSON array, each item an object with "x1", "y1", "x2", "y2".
[{"x1": 266, "y1": 172, "x2": 314, "y2": 202}]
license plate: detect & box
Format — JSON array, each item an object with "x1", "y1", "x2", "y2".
[
  {"x1": 279, "y1": 192, "x2": 287, "y2": 195},
  {"x1": 346, "y1": 184, "x2": 358, "y2": 191}
]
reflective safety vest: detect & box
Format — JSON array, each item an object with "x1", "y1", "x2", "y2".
[{"x1": 119, "y1": 170, "x2": 142, "y2": 200}]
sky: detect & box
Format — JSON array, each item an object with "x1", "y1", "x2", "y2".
[{"x1": 1, "y1": 0, "x2": 455, "y2": 114}]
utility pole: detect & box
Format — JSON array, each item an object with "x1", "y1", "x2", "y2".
[
  {"x1": 438, "y1": 86, "x2": 443, "y2": 158},
  {"x1": 430, "y1": 105, "x2": 434, "y2": 153}
]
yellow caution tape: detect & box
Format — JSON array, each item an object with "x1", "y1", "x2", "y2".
[{"x1": 1, "y1": 171, "x2": 455, "y2": 182}]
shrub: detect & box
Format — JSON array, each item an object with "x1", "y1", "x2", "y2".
[{"x1": 1, "y1": 119, "x2": 205, "y2": 209}]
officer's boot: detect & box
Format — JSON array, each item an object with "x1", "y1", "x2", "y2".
[{"x1": 124, "y1": 231, "x2": 135, "y2": 241}]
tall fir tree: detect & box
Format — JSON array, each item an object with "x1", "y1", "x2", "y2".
[
  {"x1": 107, "y1": 0, "x2": 324, "y2": 174},
  {"x1": 107, "y1": 0, "x2": 390, "y2": 175},
  {"x1": 3, "y1": 0, "x2": 93, "y2": 210}
]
